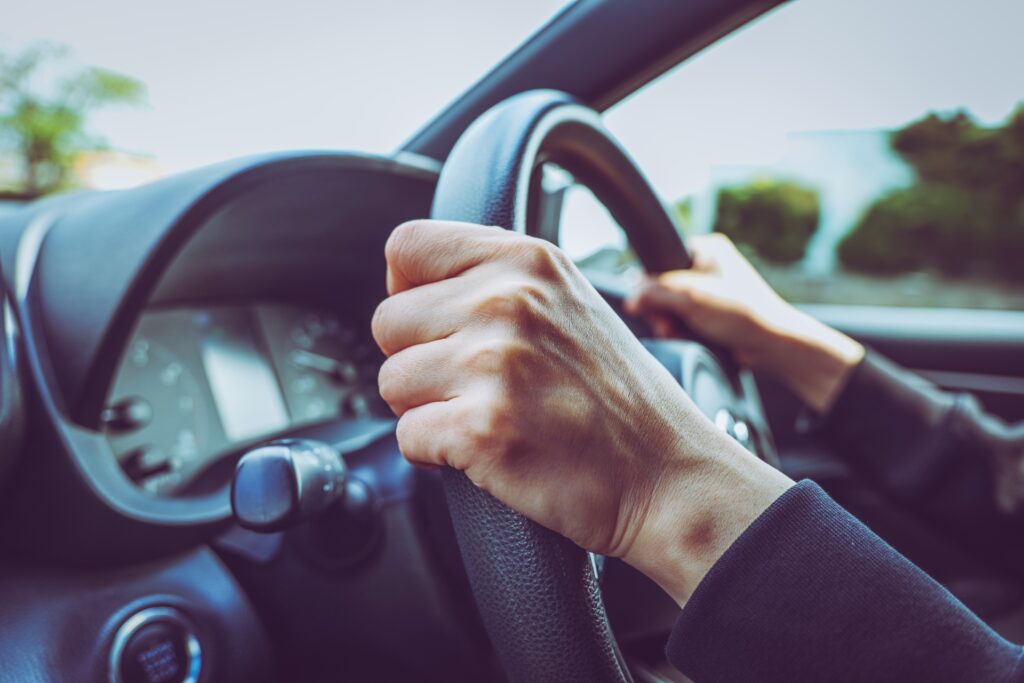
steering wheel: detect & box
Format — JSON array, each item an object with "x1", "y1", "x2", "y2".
[{"x1": 431, "y1": 90, "x2": 702, "y2": 683}]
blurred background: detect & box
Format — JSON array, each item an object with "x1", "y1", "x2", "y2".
[{"x1": 2, "y1": 0, "x2": 1022, "y2": 309}]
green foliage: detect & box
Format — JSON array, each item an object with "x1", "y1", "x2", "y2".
[
  {"x1": 673, "y1": 197, "x2": 692, "y2": 234},
  {"x1": 713, "y1": 178, "x2": 820, "y2": 263},
  {"x1": 0, "y1": 43, "x2": 145, "y2": 196},
  {"x1": 838, "y1": 185, "x2": 993, "y2": 275},
  {"x1": 891, "y1": 108, "x2": 1024, "y2": 198},
  {"x1": 840, "y1": 106, "x2": 1024, "y2": 281}
]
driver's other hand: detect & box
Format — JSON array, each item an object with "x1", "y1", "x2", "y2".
[
  {"x1": 372, "y1": 220, "x2": 791, "y2": 605},
  {"x1": 624, "y1": 233, "x2": 864, "y2": 414}
]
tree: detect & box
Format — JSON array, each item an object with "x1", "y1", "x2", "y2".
[
  {"x1": 891, "y1": 107, "x2": 1024, "y2": 199},
  {"x1": 0, "y1": 43, "x2": 145, "y2": 197},
  {"x1": 713, "y1": 177, "x2": 820, "y2": 263},
  {"x1": 840, "y1": 106, "x2": 1024, "y2": 281},
  {"x1": 837, "y1": 184, "x2": 995, "y2": 276}
]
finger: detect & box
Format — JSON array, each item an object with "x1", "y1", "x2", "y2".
[
  {"x1": 385, "y1": 220, "x2": 507, "y2": 295},
  {"x1": 394, "y1": 398, "x2": 466, "y2": 468},
  {"x1": 373, "y1": 274, "x2": 480, "y2": 356},
  {"x1": 625, "y1": 266, "x2": 715, "y2": 311},
  {"x1": 625, "y1": 279, "x2": 698, "y2": 320},
  {"x1": 656, "y1": 269, "x2": 716, "y2": 292},
  {"x1": 378, "y1": 336, "x2": 465, "y2": 416}
]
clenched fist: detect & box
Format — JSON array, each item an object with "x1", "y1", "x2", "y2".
[{"x1": 372, "y1": 220, "x2": 791, "y2": 604}]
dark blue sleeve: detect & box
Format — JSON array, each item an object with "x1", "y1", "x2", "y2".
[
  {"x1": 820, "y1": 353, "x2": 1024, "y2": 576},
  {"x1": 666, "y1": 481, "x2": 1024, "y2": 682}
]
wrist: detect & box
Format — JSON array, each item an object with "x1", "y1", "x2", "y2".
[
  {"x1": 623, "y1": 435, "x2": 793, "y2": 607},
  {"x1": 760, "y1": 310, "x2": 864, "y2": 414}
]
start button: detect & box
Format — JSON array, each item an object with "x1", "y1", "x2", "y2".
[{"x1": 109, "y1": 607, "x2": 203, "y2": 683}]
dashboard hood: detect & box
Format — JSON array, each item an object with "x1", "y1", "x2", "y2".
[{"x1": 0, "y1": 152, "x2": 437, "y2": 429}]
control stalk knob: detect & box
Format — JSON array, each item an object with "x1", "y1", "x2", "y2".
[{"x1": 230, "y1": 439, "x2": 348, "y2": 532}]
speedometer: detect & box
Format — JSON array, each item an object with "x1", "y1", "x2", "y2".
[{"x1": 103, "y1": 336, "x2": 210, "y2": 494}]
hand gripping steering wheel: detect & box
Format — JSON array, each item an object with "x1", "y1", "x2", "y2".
[{"x1": 431, "y1": 89, "x2": 696, "y2": 683}]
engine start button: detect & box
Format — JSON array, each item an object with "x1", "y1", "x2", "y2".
[{"x1": 109, "y1": 607, "x2": 203, "y2": 683}]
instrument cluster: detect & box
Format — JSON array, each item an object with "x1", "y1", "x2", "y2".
[{"x1": 103, "y1": 304, "x2": 385, "y2": 495}]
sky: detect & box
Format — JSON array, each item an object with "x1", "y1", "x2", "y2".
[
  {"x1": 2, "y1": 0, "x2": 567, "y2": 173},
  {"x1": 3, "y1": 0, "x2": 1023, "y2": 194}
]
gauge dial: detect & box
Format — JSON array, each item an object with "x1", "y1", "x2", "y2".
[
  {"x1": 287, "y1": 312, "x2": 362, "y2": 422},
  {"x1": 104, "y1": 336, "x2": 211, "y2": 494},
  {"x1": 259, "y1": 307, "x2": 384, "y2": 426}
]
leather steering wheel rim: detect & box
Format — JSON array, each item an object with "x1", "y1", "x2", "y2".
[{"x1": 431, "y1": 89, "x2": 693, "y2": 683}]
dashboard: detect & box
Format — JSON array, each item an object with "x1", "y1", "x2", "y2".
[
  {"x1": 102, "y1": 303, "x2": 386, "y2": 496},
  {"x1": 0, "y1": 153, "x2": 501, "y2": 683}
]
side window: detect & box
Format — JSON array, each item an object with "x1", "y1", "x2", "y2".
[{"x1": 592, "y1": 0, "x2": 1024, "y2": 310}]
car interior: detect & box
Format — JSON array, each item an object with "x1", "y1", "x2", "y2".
[{"x1": 0, "y1": 1, "x2": 1021, "y2": 682}]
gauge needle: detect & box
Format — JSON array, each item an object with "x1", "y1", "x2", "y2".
[{"x1": 290, "y1": 349, "x2": 356, "y2": 383}]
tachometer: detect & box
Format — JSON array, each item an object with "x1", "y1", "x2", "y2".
[{"x1": 258, "y1": 307, "x2": 384, "y2": 426}]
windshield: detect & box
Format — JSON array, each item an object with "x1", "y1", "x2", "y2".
[{"x1": 2, "y1": 0, "x2": 566, "y2": 184}]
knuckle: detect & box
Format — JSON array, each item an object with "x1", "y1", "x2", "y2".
[
  {"x1": 394, "y1": 414, "x2": 418, "y2": 455},
  {"x1": 385, "y1": 220, "x2": 427, "y2": 266},
  {"x1": 463, "y1": 338, "x2": 502, "y2": 373},
  {"x1": 463, "y1": 337, "x2": 530, "y2": 377},
  {"x1": 517, "y1": 238, "x2": 567, "y2": 279},
  {"x1": 475, "y1": 288, "x2": 527, "y2": 325},
  {"x1": 376, "y1": 356, "x2": 402, "y2": 405},
  {"x1": 474, "y1": 279, "x2": 550, "y2": 327},
  {"x1": 370, "y1": 299, "x2": 393, "y2": 352}
]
